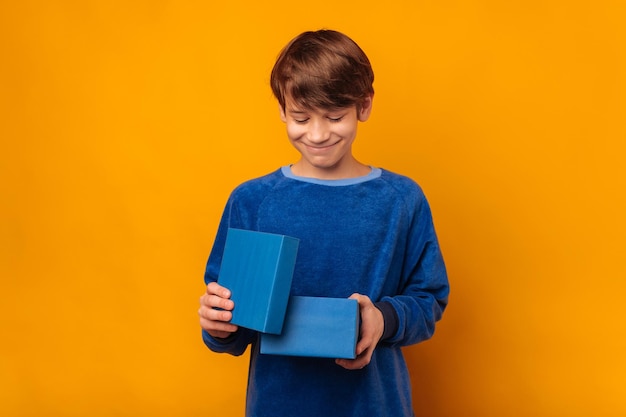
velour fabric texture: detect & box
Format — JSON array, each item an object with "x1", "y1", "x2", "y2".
[{"x1": 203, "y1": 166, "x2": 449, "y2": 417}]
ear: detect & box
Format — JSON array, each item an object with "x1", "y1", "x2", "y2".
[
  {"x1": 358, "y1": 95, "x2": 374, "y2": 122},
  {"x1": 279, "y1": 103, "x2": 287, "y2": 123}
]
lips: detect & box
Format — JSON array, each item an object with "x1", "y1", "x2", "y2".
[{"x1": 304, "y1": 141, "x2": 339, "y2": 153}]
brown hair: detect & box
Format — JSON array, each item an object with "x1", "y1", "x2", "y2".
[{"x1": 270, "y1": 30, "x2": 374, "y2": 111}]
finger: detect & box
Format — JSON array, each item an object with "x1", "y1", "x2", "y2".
[
  {"x1": 356, "y1": 326, "x2": 379, "y2": 356},
  {"x1": 335, "y1": 348, "x2": 374, "y2": 370},
  {"x1": 199, "y1": 304, "x2": 233, "y2": 322},
  {"x1": 355, "y1": 317, "x2": 378, "y2": 354},
  {"x1": 207, "y1": 281, "x2": 232, "y2": 299},
  {"x1": 355, "y1": 337, "x2": 370, "y2": 357},
  {"x1": 335, "y1": 358, "x2": 361, "y2": 370},
  {"x1": 198, "y1": 307, "x2": 238, "y2": 332},
  {"x1": 200, "y1": 316, "x2": 238, "y2": 332},
  {"x1": 200, "y1": 293, "x2": 234, "y2": 311},
  {"x1": 348, "y1": 293, "x2": 366, "y2": 304},
  {"x1": 211, "y1": 294, "x2": 235, "y2": 310},
  {"x1": 349, "y1": 294, "x2": 372, "y2": 354}
]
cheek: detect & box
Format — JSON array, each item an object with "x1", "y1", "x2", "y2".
[
  {"x1": 334, "y1": 123, "x2": 357, "y2": 140},
  {"x1": 285, "y1": 123, "x2": 305, "y2": 140}
]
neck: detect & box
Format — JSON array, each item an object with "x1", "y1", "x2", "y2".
[{"x1": 290, "y1": 159, "x2": 371, "y2": 180}]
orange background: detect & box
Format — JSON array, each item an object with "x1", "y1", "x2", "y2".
[{"x1": 1, "y1": 1, "x2": 625, "y2": 416}]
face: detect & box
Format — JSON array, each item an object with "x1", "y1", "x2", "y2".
[{"x1": 279, "y1": 96, "x2": 373, "y2": 179}]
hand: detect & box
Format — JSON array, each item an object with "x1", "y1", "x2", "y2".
[
  {"x1": 198, "y1": 282, "x2": 238, "y2": 339},
  {"x1": 335, "y1": 293, "x2": 384, "y2": 370}
]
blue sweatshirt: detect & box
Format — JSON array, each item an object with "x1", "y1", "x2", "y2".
[{"x1": 203, "y1": 166, "x2": 449, "y2": 417}]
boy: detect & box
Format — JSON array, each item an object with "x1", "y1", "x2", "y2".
[{"x1": 198, "y1": 30, "x2": 449, "y2": 417}]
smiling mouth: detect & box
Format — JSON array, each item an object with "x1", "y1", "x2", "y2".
[{"x1": 305, "y1": 141, "x2": 339, "y2": 151}]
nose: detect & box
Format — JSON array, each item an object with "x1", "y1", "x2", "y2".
[{"x1": 307, "y1": 119, "x2": 330, "y2": 144}]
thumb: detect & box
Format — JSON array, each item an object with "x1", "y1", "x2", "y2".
[{"x1": 349, "y1": 293, "x2": 365, "y2": 304}]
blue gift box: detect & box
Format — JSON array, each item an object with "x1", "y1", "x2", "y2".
[
  {"x1": 260, "y1": 296, "x2": 360, "y2": 359},
  {"x1": 217, "y1": 228, "x2": 299, "y2": 334}
]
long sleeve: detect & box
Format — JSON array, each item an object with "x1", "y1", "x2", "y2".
[{"x1": 380, "y1": 191, "x2": 449, "y2": 346}]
